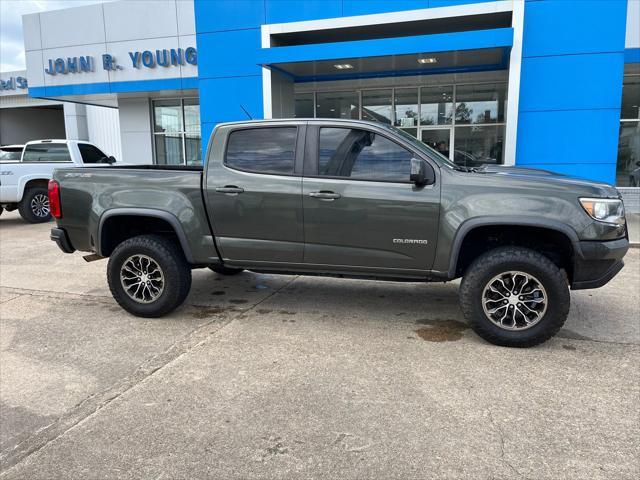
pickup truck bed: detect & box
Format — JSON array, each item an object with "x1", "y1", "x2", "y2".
[{"x1": 54, "y1": 165, "x2": 216, "y2": 265}]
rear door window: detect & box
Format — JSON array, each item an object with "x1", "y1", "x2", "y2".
[
  {"x1": 22, "y1": 143, "x2": 72, "y2": 162},
  {"x1": 78, "y1": 143, "x2": 108, "y2": 164},
  {"x1": 318, "y1": 127, "x2": 412, "y2": 182},
  {"x1": 225, "y1": 127, "x2": 296, "y2": 175},
  {"x1": 0, "y1": 147, "x2": 23, "y2": 161}
]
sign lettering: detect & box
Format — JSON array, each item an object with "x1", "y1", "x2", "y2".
[
  {"x1": 0, "y1": 76, "x2": 28, "y2": 90},
  {"x1": 44, "y1": 48, "x2": 197, "y2": 75}
]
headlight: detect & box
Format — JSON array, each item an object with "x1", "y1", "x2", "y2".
[{"x1": 579, "y1": 198, "x2": 625, "y2": 225}]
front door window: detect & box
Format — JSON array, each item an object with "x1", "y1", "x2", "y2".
[{"x1": 318, "y1": 127, "x2": 412, "y2": 182}]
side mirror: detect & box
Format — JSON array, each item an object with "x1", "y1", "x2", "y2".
[
  {"x1": 410, "y1": 158, "x2": 434, "y2": 186},
  {"x1": 107, "y1": 156, "x2": 116, "y2": 164}
]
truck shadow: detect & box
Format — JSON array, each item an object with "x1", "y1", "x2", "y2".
[
  {"x1": 187, "y1": 268, "x2": 465, "y2": 331},
  {"x1": 185, "y1": 267, "x2": 640, "y2": 346}
]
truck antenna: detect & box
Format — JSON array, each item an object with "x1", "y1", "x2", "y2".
[{"x1": 240, "y1": 104, "x2": 253, "y2": 120}]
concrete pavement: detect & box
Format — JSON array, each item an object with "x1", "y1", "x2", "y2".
[{"x1": 1, "y1": 210, "x2": 638, "y2": 479}]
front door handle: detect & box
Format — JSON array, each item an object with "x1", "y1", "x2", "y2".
[
  {"x1": 215, "y1": 186, "x2": 244, "y2": 195},
  {"x1": 309, "y1": 191, "x2": 341, "y2": 200}
]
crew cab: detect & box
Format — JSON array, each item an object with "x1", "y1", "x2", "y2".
[
  {"x1": 0, "y1": 139, "x2": 115, "y2": 222},
  {"x1": 49, "y1": 119, "x2": 629, "y2": 347}
]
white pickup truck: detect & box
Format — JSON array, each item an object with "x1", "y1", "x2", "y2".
[{"x1": 0, "y1": 139, "x2": 116, "y2": 223}]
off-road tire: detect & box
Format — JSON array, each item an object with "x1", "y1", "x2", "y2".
[
  {"x1": 208, "y1": 265, "x2": 244, "y2": 275},
  {"x1": 459, "y1": 246, "x2": 570, "y2": 348},
  {"x1": 18, "y1": 186, "x2": 51, "y2": 223},
  {"x1": 108, "y1": 235, "x2": 192, "y2": 317}
]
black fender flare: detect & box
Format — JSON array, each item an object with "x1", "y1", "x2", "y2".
[
  {"x1": 98, "y1": 208, "x2": 195, "y2": 264},
  {"x1": 446, "y1": 216, "x2": 581, "y2": 278}
]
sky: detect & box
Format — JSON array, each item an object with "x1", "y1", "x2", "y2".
[{"x1": 0, "y1": 0, "x2": 105, "y2": 72}]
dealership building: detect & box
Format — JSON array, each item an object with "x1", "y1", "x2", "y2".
[
  {"x1": 0, "y1": 69, "x2": 121, "y2": 156},
  {"x1": 18, "y1": 0, "x2": 640, "y2": 193}
]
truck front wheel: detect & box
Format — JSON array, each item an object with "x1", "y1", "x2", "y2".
[
  {"x1": 459, "y1": 246, "x2": 570, "y2": 348},
  {"x1": 107, "y1": 235, "x2": 192, "y2": 317}
]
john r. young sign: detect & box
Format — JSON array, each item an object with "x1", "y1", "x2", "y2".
[{"x1": 45, "y1": 47, "x2": 197, "y2": 75}]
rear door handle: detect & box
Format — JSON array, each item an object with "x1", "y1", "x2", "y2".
[
  {"x1": 215, "y1": 186, "x2": 244, "y2": 195},
  {"x1": 309, "y1": 191, "x2": 341, "y2": 200}
]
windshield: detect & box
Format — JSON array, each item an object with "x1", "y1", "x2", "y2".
[{"x1": 382, "y1": 125, "x2": 459, "y2": 169}]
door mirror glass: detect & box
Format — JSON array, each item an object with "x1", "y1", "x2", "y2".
[
  {"x1": 409, "y1": 158, "x2": 426, "y2": 186},
  {"x1": 410, "y1": 158, "x2": 434, "y2": 186}
]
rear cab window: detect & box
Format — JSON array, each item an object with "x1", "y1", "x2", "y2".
[
  {"x1": 224, "y1": 127, "x2": 297, "y2": 175},
  {"x1": 78, "y1": 143, "x2": 109, "y2": 164},
  {"x1": 22, "y1": 143, "x2": 72, "y2": 163}
]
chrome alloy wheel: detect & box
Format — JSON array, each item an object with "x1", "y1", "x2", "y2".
[
  {"x1": 481, "y1": 271, "x2": 548, "y2": 331},
  {"x1": 120, "y1": 254, "x2": 165, "y2": 304},
  {"x1": 30, "y1": 194, "x2": 50, "y2": 218}
]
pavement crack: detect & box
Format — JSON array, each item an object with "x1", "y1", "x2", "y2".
[
  {"x1": 487, "y1": 409, "x2": 525, "y2": 479},
  {"x1": 0, "y1": 314, "x2": 223, "y2": 474},
  {"x1": 0, "y1": 276, "x2": 300, "y2": 476},
  {"x1": 0, "y1": 285, "x2": 112, "y2": 302}
]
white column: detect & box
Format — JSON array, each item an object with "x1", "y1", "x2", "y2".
[
  {"x1": 503, "y1": 0, "x2": 525, "y2": 166},
  {"x1": 117, "y1": 97, "x2": 153, "y2": 164},
  {"x1": 63, "y1": 103, "x2": 89, "y2": 140}
]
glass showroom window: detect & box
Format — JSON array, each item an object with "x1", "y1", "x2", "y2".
[
  {"x1": 153, "y1": 98, "x2": 201, "y2": 165},
  {"x1": 316, "y1": 91, "x2": 359, "y2": 119},
  {"x1": 362, "y1": 89, "x2": 392, "y2": 124},
  {"x1": 454, "y1": 83, "x2": 507, "y2": 165},
  {"x1": 617, "y1": 73, "x2": 640, "y2": 187},
  {"x1": 294, "y1": 82, "x2": 507, "y2": 165},
  {"x1": 294, "y1": 93, "x2": 314, "y2": 118}
]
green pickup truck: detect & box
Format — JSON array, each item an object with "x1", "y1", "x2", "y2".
[{"x1": 49, "y1": 119, "x2": 629, "y2": 347}]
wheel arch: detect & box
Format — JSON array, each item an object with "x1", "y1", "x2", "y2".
[
  {"x1": 19, "y1": 177, "x2": 51, "y2": 202},
  {"x1": 448, "y1": 217, "x2": 580, "y2": 279},
  {"x1": 98, "y1": 208, "x2": 195, "y2": 264}
]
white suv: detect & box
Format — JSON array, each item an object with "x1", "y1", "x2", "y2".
[{"x1": 0, "y1": 140, "x2": 116, "y2": 223}]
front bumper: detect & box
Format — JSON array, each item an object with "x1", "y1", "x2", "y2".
[
  {"x1": 571, "y1": 237, "x2": 629, "y2": 290},
  {"x1": 50, "y1": 227, "x2": 75, "y2": 254}
]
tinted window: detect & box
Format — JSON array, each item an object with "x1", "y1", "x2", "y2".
[
  {"x1": 225, "y1": 127, "x2": 296, "y2": 174},
  {"x1": 0, "y1": 148, "x2": 22, "y2": 161},
  {"x1": 318, "y1": 128, "x2": 412, "y2": 182},
  {"x1": 78, "y1": 144, "x2": 109, "y2": 164},
  {"x1": 22, "y1": 144, "x2": 71, "y2": 162}
]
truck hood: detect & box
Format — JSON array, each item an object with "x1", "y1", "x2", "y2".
[{"x1": 474, "y1": 164, "x2": 620, "y2": 198}]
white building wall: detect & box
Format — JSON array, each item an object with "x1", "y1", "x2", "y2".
[
  {"x1": 87, "y1": 106, "x2": 122, "y2": 160},
  {"x1": 63, "y1": 103, "x2": 88, "y2": 140},
  {"x1": 117, "y1": 98, "x2": 153, "y2": 164},
  {"x1": 23, "y1": 0, "x2": 197, "y2": 91},
  {"x1": 626, "y1": 0, "x2": 639, "y2": 49}
]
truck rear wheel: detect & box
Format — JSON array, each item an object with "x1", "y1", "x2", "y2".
[
  {"x1": 459, "y1": 246, "x2": 570, "y2": 348},
  {"x1": 107, "y1": 234, "x2": 192, "y2": 317},
  {"x1": 18, "y1": 186, "x2": 51, "y2": 223}
]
